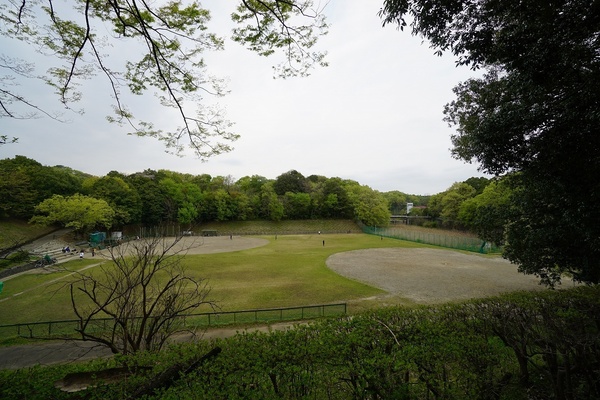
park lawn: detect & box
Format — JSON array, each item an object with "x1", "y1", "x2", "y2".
[
  {"x1": 0, "y1": 233, "x2": 421, "y2": 326},
  {"x1": 0, "y1": 259, "x2": 101, "y2": 324}
]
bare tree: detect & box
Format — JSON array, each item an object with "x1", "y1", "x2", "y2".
[{"x1": 69, "y1": 234, "x2": 215, "y2": 354}]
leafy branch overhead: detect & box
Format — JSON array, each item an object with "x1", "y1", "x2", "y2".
[
  {"x1": 231, "y1": 0, "x2": 329, "y2": 78},
  {"x1": 0, "y1": 1, "x2": 329, "y2": 157}
]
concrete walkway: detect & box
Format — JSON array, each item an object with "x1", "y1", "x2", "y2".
[{"x1": 0, "y1": 322, "x2": 298, "y2": 370}]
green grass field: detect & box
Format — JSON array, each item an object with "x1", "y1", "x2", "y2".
[{"x1": 0, "y1": 233, "x2": 426, "y2": 327}]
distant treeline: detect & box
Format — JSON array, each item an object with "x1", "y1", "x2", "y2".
[{"x1": 0, "y1": 156, "x2": 430, "y2": 229}]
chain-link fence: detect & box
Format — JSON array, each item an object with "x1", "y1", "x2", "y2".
[{"x1": 362, "y1": 225, "x2": 502, "y2": 253}]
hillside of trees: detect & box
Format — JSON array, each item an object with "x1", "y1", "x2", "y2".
[
  {"x1": 0, "y1": 156, "x2": 435, "y2": 231},
  {"x1": 2, "y1": 155, "x2": 569, "y2": 274}
]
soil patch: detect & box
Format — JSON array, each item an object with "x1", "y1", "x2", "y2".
[
  {"x1": 172, "y1": 236, "x2": 269, "y2": 255},
  {"x1": 327, "y1": 248, "x2": 549, "y2": 304}
]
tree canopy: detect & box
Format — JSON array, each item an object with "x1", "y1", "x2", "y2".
[
  {"x1": 0, "y1": 1, "x2": 328, "y2": 157},
  {"x1": 30, "y1": 193, "x2": 115, "y2": 233},
  {"x1": 380, "y1": 0, "x2": 600, "y2": 285},
  {"x1": 3, "y1": 156, "x2": 397, "y2": 228}
]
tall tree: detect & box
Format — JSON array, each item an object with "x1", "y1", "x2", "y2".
[
  {"x1": 1, "y1": 1, "x2": 328, "y2": 157},
  {"x1": 0, "y1": 156, "x2": 84, "y2": 218},
  {"x1": 347, "y1": 184, "x2": 391, "y2": 227},
  {"x1": 459, "y1": 178, "x2": 514, "y2": 246},
  {"x1": 273, "y1": 170, "x2": 309, "y2": 195},
  {"x1": 89, "y1": 175, "x2": 142, "y2": 227},
  {"x1": 259, "y1": 182, "x2": 284, "y2": 221},
  {"x1": 126, "y1": 171, "x2": 168, "y2": 226},
  {"x1": 380, "y1": 0, "x2": 600, "y2": 284},
  {"x1": 30, "y1": 194, "x2": 115, "y2": 234}
]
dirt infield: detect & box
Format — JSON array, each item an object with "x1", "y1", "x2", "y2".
[
  {"x1": 327, "y1": 248, "x2": 550, "y2": 304},
  {"x1": 177, "y1": 236, "x2": 269, "y2": 254}
]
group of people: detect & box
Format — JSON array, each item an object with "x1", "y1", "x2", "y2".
[{"x1": 61, "y1": 246, "x2": 94, "y2": 259}]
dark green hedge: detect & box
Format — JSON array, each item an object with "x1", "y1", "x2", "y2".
[{"x1": 1, "y1": 286, "x2": 599, "y2": 399}]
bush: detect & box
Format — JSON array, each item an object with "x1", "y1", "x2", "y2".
[{"x1": 3, "y1": 287, "x2": 599, "y2": 399}]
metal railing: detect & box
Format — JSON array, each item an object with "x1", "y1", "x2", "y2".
[{"x1": 0, "y1": 303, "x2": 347, "y2": 340}]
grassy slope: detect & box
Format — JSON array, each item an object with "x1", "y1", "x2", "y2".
[{"x1": 0, "y1": 219, "x2": 56, "y2": 251}]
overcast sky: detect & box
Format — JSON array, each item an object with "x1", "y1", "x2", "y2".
[{"x1": 0, "y1": 0, "x2": 487, "y2": 195}]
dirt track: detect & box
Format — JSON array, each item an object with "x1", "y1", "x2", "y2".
[{"x1": 326, "y1": 248, "x2": 555, "y2": 304}]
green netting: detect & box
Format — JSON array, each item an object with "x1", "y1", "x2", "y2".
[{"x1": 363, "y1": 226, "x2": 502, "y2": 253}]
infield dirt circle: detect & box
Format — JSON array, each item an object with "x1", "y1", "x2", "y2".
[{"x1": 326, "y1": 248, "x2": 550, "y2": 304}]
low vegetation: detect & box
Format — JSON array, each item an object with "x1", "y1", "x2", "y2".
[{"x1": 1, "y1": 286, "x2": 598, "y2": 399}]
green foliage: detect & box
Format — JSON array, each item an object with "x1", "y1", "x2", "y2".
[
  {"x1": 30, "y1": 193, "x2": 115, "y2": 232},
  {"x1": 273, "y1": 170, "x2": 309, "y2": 195},
  {"x1": 231, "y1": 0, "x2": 329, "y2": 78},
  {"x1": 126, "y1": 171, "x2": 168, "y2": 226},
  {"x1": 87, "y1": 175, "x2": 142, "y2": 227},
  {"x1": 426, "y1": 181, "x2": 477, "y2": 227},
  {"x1": 347, "y1": 184, "x2": 391, "y2": 227},
  {"x1": 1, "y1": 156, "x2": 400, "y2": 227},
  {"x1": 458, "y1": 178, "x2": 514, "y2": 245},
  {"x1": 6, "y1": 287, "x2": 598, "y2": 399},
  {"x1": 380, "y1": 0, "x2": 600, "y2": 284},
  {"x1": 0, "y1": 156, "x2": 85, "y2": 219}
]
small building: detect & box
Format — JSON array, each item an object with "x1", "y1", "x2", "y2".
[{"x1": 89, "y1": 232, "x2": 106, "y2": 247}]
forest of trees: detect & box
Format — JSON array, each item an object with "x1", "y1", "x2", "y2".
[{"x1": 0, "y1": 156, "x2": 435, "y2": 230}]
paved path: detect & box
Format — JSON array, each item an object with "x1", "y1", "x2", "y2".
[{"x1": 0, "y1": 322, "x2": 298, "y2": 370}]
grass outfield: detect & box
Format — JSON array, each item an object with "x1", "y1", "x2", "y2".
[{"x1": 0, "y1": 234, "x2": 425, "y2": 326}]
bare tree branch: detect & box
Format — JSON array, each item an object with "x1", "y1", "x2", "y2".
[{"x1": 69, "y1": 233, "x2": 216, "y2": 354}]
